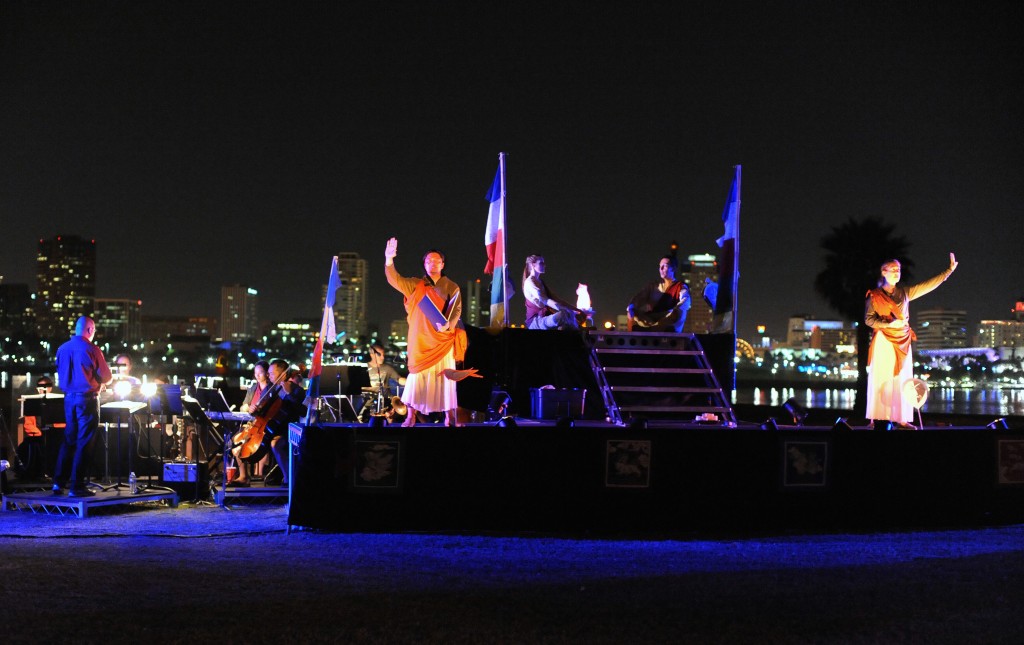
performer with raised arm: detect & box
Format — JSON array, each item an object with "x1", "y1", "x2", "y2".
[
  {"x1": 384, "y1": 237, "x2": 466, "y2": 427},
  {"x1": 865, "y1": 253, "x2": 958, "y2": 429}
]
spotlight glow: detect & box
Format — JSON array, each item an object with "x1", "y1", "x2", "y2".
[{"x1": 114, "y1": 380, "x2": 132, "y2": 398}]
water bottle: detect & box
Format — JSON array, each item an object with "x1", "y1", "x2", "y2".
[{"x1": 129, "y1": 471, "x2": 138, "y2": 494}]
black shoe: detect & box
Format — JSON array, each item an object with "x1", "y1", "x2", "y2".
[
  {"x1": 51, "y1": 484, "x2": 65, "y2": 495},
  {"x1": 67, "y1": 488, "x2": 96, "y2": 498},
  {"x1": 226, "y1": 480, "x2": 249, "y2": 488}
]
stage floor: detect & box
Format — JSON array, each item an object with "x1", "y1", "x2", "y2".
[{"x1": 286, "y1": 420, "x2": 1024, "y2": 534}]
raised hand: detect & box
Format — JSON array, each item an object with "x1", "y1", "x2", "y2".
[
  {"x1": 948, "y1": 252, "x2": 958, "y2": 272},
  {"x1": 385, "y1": 237, "x2": 398, "y2": 261}
]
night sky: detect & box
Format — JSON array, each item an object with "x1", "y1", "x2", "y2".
[{"x1": 2, "y1": 1, "x2": 1020, "y2": 342}]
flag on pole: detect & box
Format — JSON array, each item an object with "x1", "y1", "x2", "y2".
[
  {"x1": 307, "y1": 255, "x2": 341, "y2": 405},
  {"x1": 483, "y1": 159, "x2": 511, "y2": 327},
  {"x1": 714, "y1": 165, "x2": 741, "y2": 334}
]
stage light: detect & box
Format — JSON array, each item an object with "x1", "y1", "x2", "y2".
[
  {"x1": 987, "y1": 417, "x2": 1009, "y2": 430},
  {"x1": 141, "y1": 383, "x2": 157, "y2": 399},
  {"x1": 496, "y1": 416, "x2": 517, "y2": 429},
  {"x1": 832, "y1": 417, "x2": 853, "y2": 432},
  {"x1": 488, "y1": 391, "x2": 511, "y2": 421},
  {"x1": 783, "y1": 397, "x2": 808, "y2": 426},
  {"x1": 114, "y1": 380, "x2": 132, "y2": 399},
  {"x1": 760, "y1": 417, "x2": 780, "y2": 431}
]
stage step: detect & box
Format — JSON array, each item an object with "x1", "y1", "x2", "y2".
[
  {"x1": 588, "y1": 331, "x2": 735, "y2": 426},
  {"x1": 216, "y1": 485, "x2": 288, "y2": 507}
]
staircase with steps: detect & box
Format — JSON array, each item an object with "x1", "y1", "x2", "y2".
[{"x1": 588, "y1": 330, "x2": 735, "y2": 426}]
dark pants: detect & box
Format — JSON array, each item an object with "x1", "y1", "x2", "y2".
[{"x1": 53, "y1": 393, "x2": 99, "y2": 489}]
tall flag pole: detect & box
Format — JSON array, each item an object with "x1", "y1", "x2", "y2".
[
  {"x1": 305, "y1": 255, "x2": 341, "y2": 424},
  {"x1": 484, "y1": 152, "x2": 511, "y2": 327},
  {"x1": 715, "y1": 165, "x2": 741, "y2": 387}
]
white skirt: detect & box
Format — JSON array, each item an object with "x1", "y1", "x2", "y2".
[
  {"x1": 401, "y1": 348, "x2": 457, "y2": 413},
  {"x1": 866, "y1": 333, "x2": 914, "y2": 423}
]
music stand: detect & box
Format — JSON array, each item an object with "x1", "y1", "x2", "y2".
[
  {"x1": 320, "y1": 365, "x2": 371, "y2": 423},
  {"x1": 182, "y1": 395, "x2": 224, "y2": 499},
  {"x1": 146, "y1": 384, "x2": 184, "y2": 487},
  {"x1": 195, "y1": 387, "x2": 232, "y2": 413},
  {"x1": 20, "y1": 395, "x2": 66, "y2": 479},
  {"x1": 99, "y1": 401, "x2": 147, "y2": 493},
  {"x1": 21, "y1": 394, "x2": 67, "y2": 427}
]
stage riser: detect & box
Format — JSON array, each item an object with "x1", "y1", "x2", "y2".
[
  {"x1": 287, "y1": 424, "x2": 1024, "y2": 533},
  {"x1": 11, "y1": 425, "x2": 214, "y2": 481}
]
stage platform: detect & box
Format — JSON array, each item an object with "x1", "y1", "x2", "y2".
[
  {"x1": 2, "y1": 486, "x2": 179, "y2": 519},
  {"x1": 286, "y1": 420, "x2": 1024, "y2": 534},
  {"x1": 216, "y1": 483, "x2": 288, "y2": 507}
]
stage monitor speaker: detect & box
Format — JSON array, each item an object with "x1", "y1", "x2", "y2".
[{"x1": 160, "y1": 460, "x2": 210, "y2": 501}]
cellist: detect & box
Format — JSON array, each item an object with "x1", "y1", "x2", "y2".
[{"x1": 227, "y1": 358, "x2": 305, "y2": 487}]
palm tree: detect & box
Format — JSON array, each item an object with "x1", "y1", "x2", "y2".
[{"x1": 814, "y1": 217, "x2": 912, "y2": 416}]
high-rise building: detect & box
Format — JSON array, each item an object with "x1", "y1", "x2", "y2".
[
  {"x1": 464, "y1": 278, "x2": 484, "y2": 327},
  {"x1": 94, "y1": 298, "x2": 143, "y2": 343},
  {"x1": 915, "y1": 308, "x2": 968, "y2": 350},
  {"x1": 682, "y1": 253, "x2": 717, "y2": 334},
  {"x1": 334, "y1": 252, "x2": 368, "y2": 340},
  {"x1": 141, "y1": 315, "x2": 217, "y2": 340},
  {"x1": 977, "y1": 320, "x2": 1024, "y2": 351},
  {"x1": 0, "y1": 281, "x2": 35, "y2": 336},
  {"x1": 35, "y1": 235, "x2": 97, "y2": 339},
  {"x1": 786, "y1": 315, "x2": 855, "y2": 352},
  {"x1": 219, "y1": 284, "x2": 259, "y2": 341}
]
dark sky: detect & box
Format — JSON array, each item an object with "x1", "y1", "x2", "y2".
[{"x1": 2, "y1": 1, "x2": 1021, "y2": 341}]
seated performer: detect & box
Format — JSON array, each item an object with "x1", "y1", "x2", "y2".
[
  {"x1": 240, "y1": 360, "x2": 271, "y2": 414},
  {"x1": 228, "y1": 358, "x2": 305, "y2": 487},
  {"x1": 110, "y1": 354, "x2": 142, "y2": 386},
  {"x1": 359, "y1": 342, "x2": 408, "y2": 422},
  {"x1": 627, "y1": 255, "x2": 691, "y2": 332},
  {"x1": 522, "y1": 255, "x2": 588, "y2": 330},
  {"x1": 367, "y1": 342, "x2": 406, "y2": 392}
]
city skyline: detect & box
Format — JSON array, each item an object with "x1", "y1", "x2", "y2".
[
  {"x1": 4, "y1": 231, "x2": 1023, "y2": 346},
  {"x1": 1, "y1": 2, "x2": 1020, "y2": 340}
]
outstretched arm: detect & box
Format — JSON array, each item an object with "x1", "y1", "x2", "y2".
[
  {"x1": 907, "y1": 252, "x2": 959, "y2": 301},
  {"x1": 385, "y1": 237, "x2": 398, "y2": 266}
]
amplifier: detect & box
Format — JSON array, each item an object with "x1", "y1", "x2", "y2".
[{"x1": 163, "y1": 461, "x2": 200, "y2": 482}]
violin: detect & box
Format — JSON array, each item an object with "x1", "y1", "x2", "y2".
[{"x1": 230, "y1": 369, "x2": 289, "y2": 464}]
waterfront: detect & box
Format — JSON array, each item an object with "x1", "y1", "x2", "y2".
[{"x1": 734, "y1": 383, "x2": 1024, "y2": 418}]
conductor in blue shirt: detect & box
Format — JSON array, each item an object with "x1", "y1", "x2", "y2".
[{"x1": 53, "y1": 316, "x2": 112, "y2": 497}]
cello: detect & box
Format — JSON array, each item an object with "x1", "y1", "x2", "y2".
[{"x1": 230, "y1": 368, "x2": 290, "y2": 463}]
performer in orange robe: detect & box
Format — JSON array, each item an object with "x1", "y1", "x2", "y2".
[
  {"x1": 384, "y1": 237, "x2": 466, "y2": 427},
  {"x1": 865, "y1": 253, "x2": 957, "y2": 428}
]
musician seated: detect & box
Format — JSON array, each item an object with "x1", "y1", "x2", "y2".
[
  {"x1": 228, "y1": 358, "x2": 305, "y2": 487},
  {"x1": 239, "y1": 360, "x2": 271, "y2": 414},
  {"x1": 626, "y1": 255, "x2": 691, "y2": 332},
  {"x1": 522, "y1": 255, "x2": 590, "y2": 330},
  {"x1": 367, "y1": 342, "x2": 406, "y2": 392}
]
